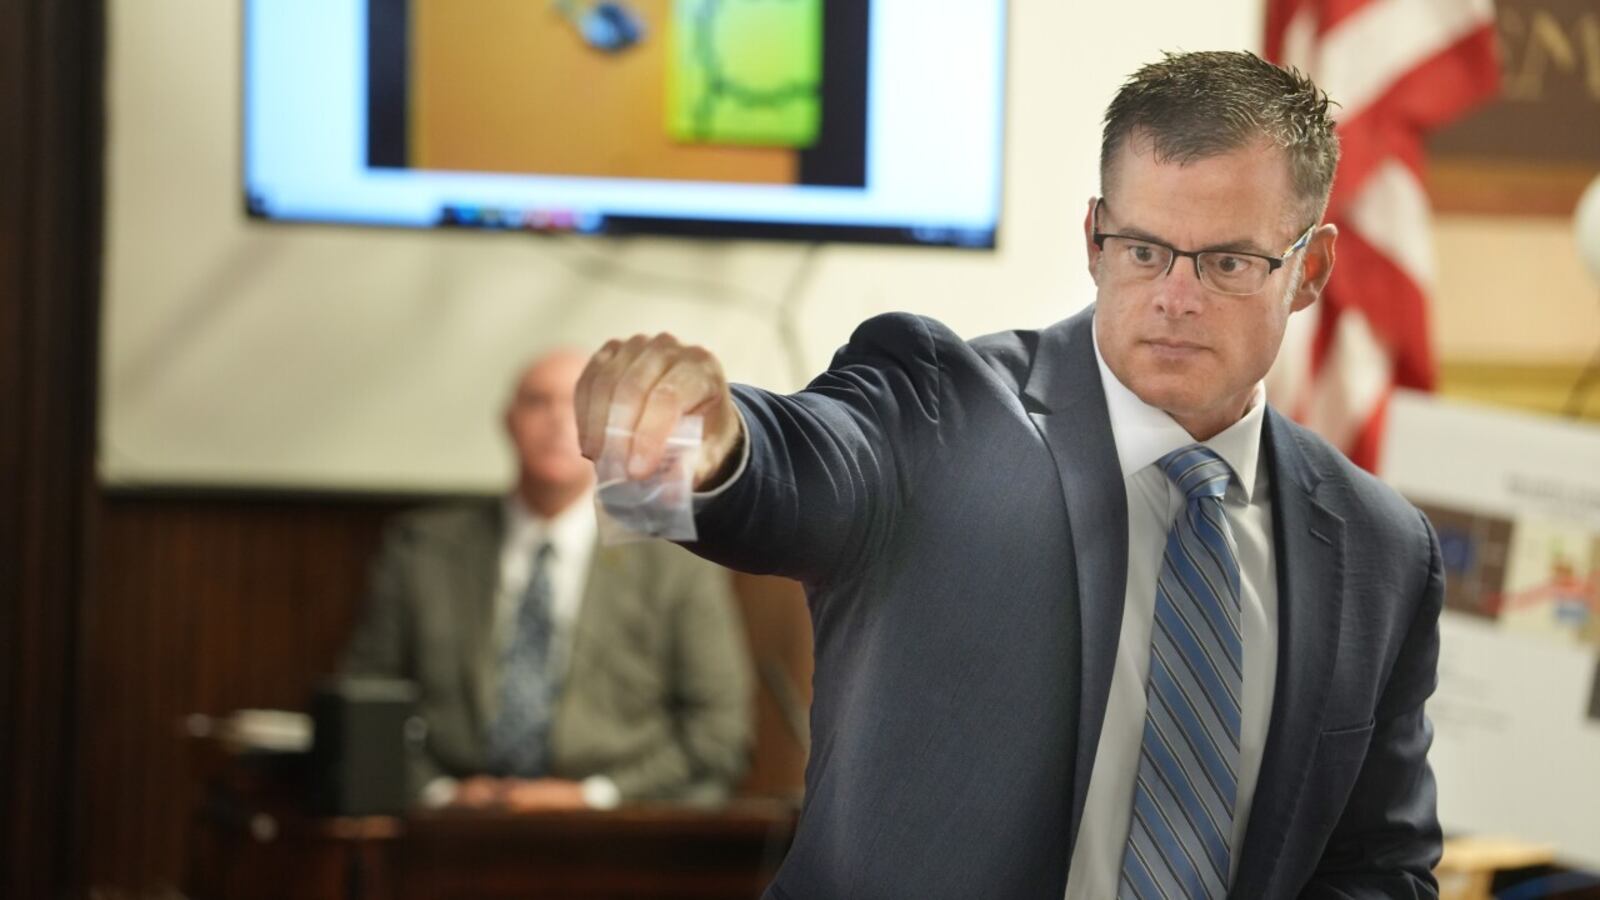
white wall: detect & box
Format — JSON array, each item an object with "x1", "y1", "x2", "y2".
[{"x1": 101, "y1": 0, "x2": 1263, "y2": 492}]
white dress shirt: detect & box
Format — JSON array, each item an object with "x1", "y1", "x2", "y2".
[{"x1": 1063, "y1": 323, "x2": 1280, "y2": 898}]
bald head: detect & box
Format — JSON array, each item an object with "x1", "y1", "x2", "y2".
[{"x1": 505, "y1": 349, "x2": 594, "y2": 512}]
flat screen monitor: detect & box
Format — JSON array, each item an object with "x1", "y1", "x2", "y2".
[{"x1": 243, "y1": 0, "x2": 1008, "y2": 248}]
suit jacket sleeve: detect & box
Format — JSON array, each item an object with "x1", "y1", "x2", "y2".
[
  {"x1": 339, "y1": 521, "x2": 447, "y2": 795},
  {"x1": 689, "y1": 312, "x2": 945, "y2": 584},
  {"x1": 603, "y1": 553, "x2": 753, "y2": 802},
  {"x1": 341, "y1": 524, "x2": 412, "y2": 678},
  {"x1": 1303, "y1": 508, "x2": 1445, "y2": 898}
]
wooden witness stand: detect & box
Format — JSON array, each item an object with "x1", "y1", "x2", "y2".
[
  {"x1": 189, "y1": 790, "x2": 796, "y2": 900},
  {"x1": 185, "y1": 743, "x2": 798, "y2": 900}
]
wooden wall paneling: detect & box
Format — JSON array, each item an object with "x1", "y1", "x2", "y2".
[
  {"x1": 0, "y1": 0, "x2": 104, "y2": 898},
  {"x1": 79, "y1": 497, "x2": 404, "y2": 895},
  {"x1": 732, "y1": 573, "x2": 813, "y2": 799}
]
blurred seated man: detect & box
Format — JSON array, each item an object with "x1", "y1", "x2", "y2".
[{"x1": 341, "y1": 349, "x2": 752, "y2": 811}]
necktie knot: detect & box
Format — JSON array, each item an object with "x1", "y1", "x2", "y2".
[{"x1": 1158, "y1": 444, "x2": 1232, "y2": 502}]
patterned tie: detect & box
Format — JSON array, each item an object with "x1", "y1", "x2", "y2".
[
  {"x1": 1119, "y1": 445, "x2": 1243, "y2": 900},
  {"x1": 485, "y1": 541, "x2": 557, "y2": 778}
]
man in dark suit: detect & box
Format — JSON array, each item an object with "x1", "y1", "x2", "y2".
[
  {"x1": 576, "y1": 52, "x2": 1443, "y2": 898},
  {"x1": 342, "y1": 350, "x2": 752, "y2": 811}
]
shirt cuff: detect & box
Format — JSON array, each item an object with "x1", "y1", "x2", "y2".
[
  {"x1": 581, "y1": 775, "x2": 621, "y2": 810},
  {"x1": 692, "y1": 404, "x2": 751, "y2": 501},
  {"x1": 420, "y1": 776, "x2": 458, "y2": 810}
]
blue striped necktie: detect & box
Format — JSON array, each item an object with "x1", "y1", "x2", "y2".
[
  {"x1": 486, "y1": 541, "x2": 557, "y2": 778},
  {"x1": 1119, "y1": 445, "x2": 1242, "y2": 900}
]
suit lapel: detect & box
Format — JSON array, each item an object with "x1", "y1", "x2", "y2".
[
  {"x1": 1228, "y1": 410, "x2": 1346, "y2": 899},
  {"x1": 1022, "y1": 306, "x2": 1130, "y2": 851},
  {"x1": 564, "y1": 542, "x2": 629, "y2": 692},
  {"x1": 455, "y1": 503, "x2": 504, "y2": 734},
  {"x1": 549, "y1": 542, "x2": 636, "y2": 763}
]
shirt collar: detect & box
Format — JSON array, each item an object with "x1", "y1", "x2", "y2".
[
  {"x1": 502, "y1": 491, "x2": 597, "y2": 559},
  {"x1": 1091, "y1": 318, "x2": 1264, "y2": 502}
]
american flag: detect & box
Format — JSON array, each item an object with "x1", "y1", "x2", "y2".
[{"x1": 1264, "y1": 0, "x2": 1501, "y2": 471}]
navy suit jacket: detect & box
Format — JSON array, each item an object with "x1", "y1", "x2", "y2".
[{"x1": 691, "y1": 307, "x2": 1443, "y2": 899}]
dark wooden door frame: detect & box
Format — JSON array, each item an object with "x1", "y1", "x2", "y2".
[{"x1": 0, "y1": 1, "x2": 105, "y2": 897}]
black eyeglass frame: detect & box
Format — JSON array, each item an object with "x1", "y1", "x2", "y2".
[{"x1": 1090, "y1": 198, "x2": 1316, "y2": 295}]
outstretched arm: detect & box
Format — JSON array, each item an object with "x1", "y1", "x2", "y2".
[{"x1": 576, "y1": 314, "x2": 945, "y2": 583}]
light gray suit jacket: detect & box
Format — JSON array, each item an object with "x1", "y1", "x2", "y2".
[
  {"x1": 342, "y1": 500, "x2": 753, "y2": 803},
  {"x1": 692, "y1": 307, "x2": 1443, "y2": 899}
]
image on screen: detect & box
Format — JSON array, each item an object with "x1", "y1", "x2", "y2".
[{"x1": 246, "y1": 0, "x2": 1006, "y2": 247}]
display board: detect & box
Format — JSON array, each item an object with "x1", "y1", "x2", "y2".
[{"x1": 1383, "y1": 390, "x2": 1600, "y2": 869}]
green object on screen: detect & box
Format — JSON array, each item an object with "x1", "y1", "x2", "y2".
[{"x1": 667, "y1": 0, "x2": 822, "y2": 148}]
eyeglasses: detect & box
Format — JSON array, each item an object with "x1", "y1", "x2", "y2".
[{"x1": 1091, "y1": 198, "x2": 1315, "y2": 296}]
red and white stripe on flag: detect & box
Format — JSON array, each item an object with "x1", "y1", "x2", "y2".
[{"x1": 1263, "y1": 0, "x2": 1499, "y2": 471}]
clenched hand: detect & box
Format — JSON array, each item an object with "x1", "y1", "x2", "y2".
[{"x1": 574, "y1": 333, "x2": 744, "y2": 491}]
